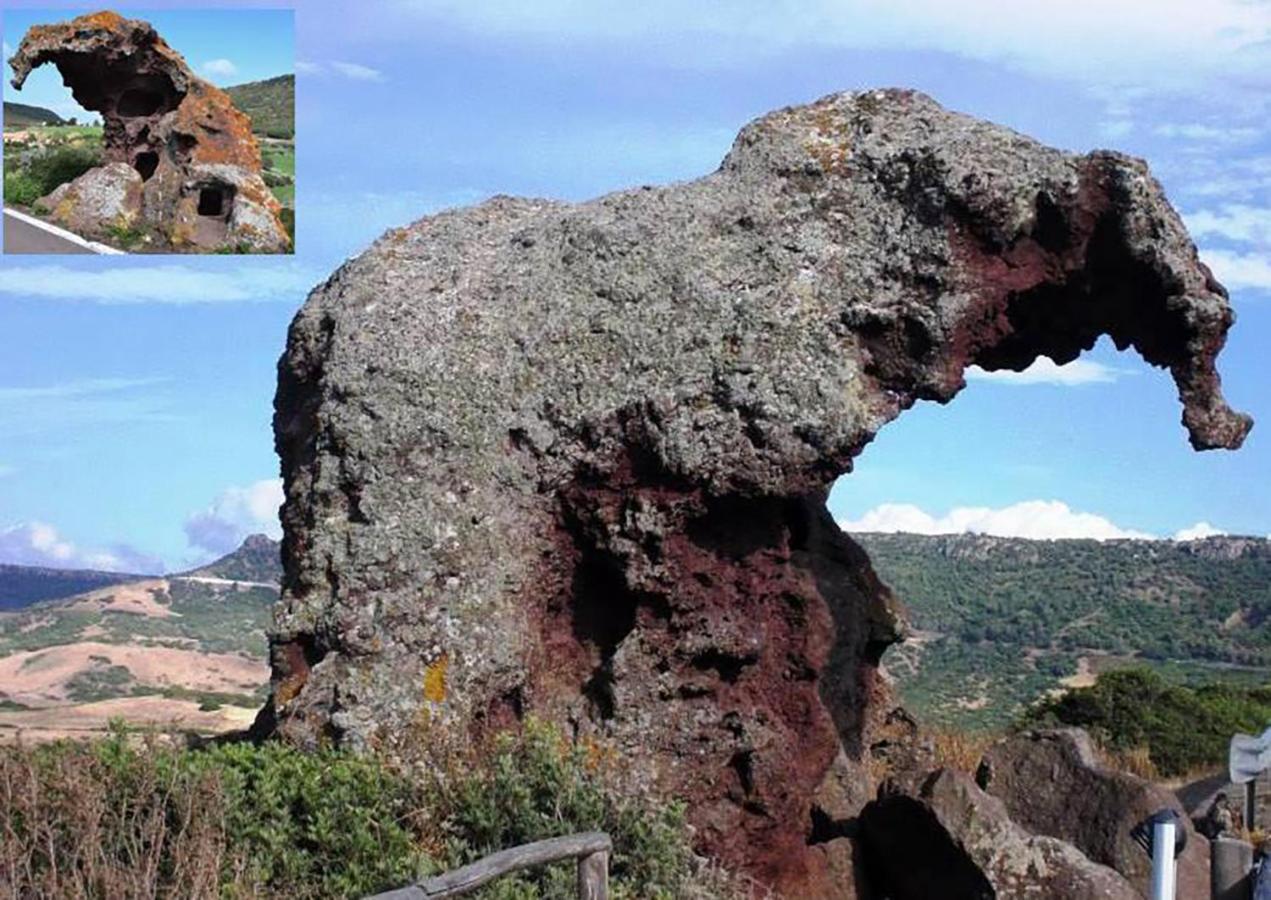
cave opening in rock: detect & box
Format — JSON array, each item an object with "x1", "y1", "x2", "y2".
[
  {"x1": 198, "y1": 187, "x2": 226, "y2": 217},
  {"x1": 117, "y1": 88, "x2": 165, "y2": 117},
  {"x1": 133, "y1": 151, "x2": 158, "y2": 181}
]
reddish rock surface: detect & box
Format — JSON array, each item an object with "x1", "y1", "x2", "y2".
[
  {"x1": 265, "y1": 89, "x2": 1250, "y2": 896},
  {"x1": 9, "y1": 10, "x2": 289, "y2": 252}
]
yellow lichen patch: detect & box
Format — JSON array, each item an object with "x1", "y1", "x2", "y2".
[{"x1": 423, "y1": 654, "x2": 449, "y2": 703}]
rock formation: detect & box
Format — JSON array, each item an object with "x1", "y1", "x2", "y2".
[
  {"x1": 8, "y1": 10, "x2": 290, "y2": 253},
  {"x1": 266, "y1": 88, "x2": 1250, "y2": 895},
  {"x1": 977, "y1": 729, "x2": 1209, "y2": 898},
  {"x1": 860, "y1": 768, "x2": 1141, "y2": 899}
]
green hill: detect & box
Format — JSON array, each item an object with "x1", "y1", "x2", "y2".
[
  {"x1": 3, "y1": 102, "x2": 65, "y2": 128},
  {"x1": 856, "y1": 532, "x2": 1271, "y2": 730},
  {"x1": 183, "y1": 533, "x2": 282, "y2": 584},
  {"x1": 224, "y1": 74, "x2": 294, "y2": 139}
]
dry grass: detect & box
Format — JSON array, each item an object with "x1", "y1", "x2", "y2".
[
  {"x1": 1093, "y1": 743, "x2": 1160, "y2": 781},
  {"x1": 0, "y1": 737, "x2": 248, "y2": 899},
  {"x1": 928, "y1": 729, "x2": 997, "y2": 775}
]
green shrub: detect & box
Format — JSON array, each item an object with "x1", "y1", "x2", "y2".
[
  {"x1": 26, "y1": 143, "x2": 101, "y2": 194},
  {"x1": 1018, "y1": 668, "x2": 1271, "y2": 776},
  {"x1": 436, "y1": 720, "x2": 696, "y2": 900},
  {"x1": 0, "y1": 720, "x2": 721, "y2": 899},
  {"x1": 4, "y1": 170, "x2": 44, "y2": 206}
]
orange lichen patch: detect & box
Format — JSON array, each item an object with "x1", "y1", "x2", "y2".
[
  {"x1": 170, "y1": 82, "x2": 262, "y2": 170},
  {"x1": 73, "y1": 10, "x2": 126, "y2": 30},
  {"x1": 423, "y1": 654, "x2": 449, "y2": 703}
]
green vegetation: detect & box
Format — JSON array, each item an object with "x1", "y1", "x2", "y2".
[
  {"x1": 225, "y1": 75, "x2": 295, "y2": 139},
  {"x1": 1020, "y1": 668, "x2": 1271, "y2": 777},
  {"x1": 859, "y1": 533, "x2": 1271, "y2": 729},
  {"x1": 3, "y1": 140, "x2": 102, "y2": 208},
  {"x1": 105, "y1": 219, "x2": 147, "y2": 250},
  {"x1": 0, "y1": 720, "x2": 719, "y2": 899},
  {"x1": 65, "y1": 662, "x2": 135, "y2": 702}
]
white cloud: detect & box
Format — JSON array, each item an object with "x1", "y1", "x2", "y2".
[
  {"x1": 1174, "y1": 521, "x2": 1226, "y2": 541},
  {"x1": 966, "y1": 357, "x2": 1124, "y2": 386},
  {"x1": 0, "y1": 377, "x2": 179, "y2": 435},
  {"x1": 329, "y1": 61, "x2": 387, "y2": 82},
  {"x1": 391, "y1": 0, "x2": 1271, "y2": 93},
  {"x1": 201, "y1": 58, "x2": 239, "y2": 79},
  {"x1": 184, "y1": 479, "x2": 283, "y2": 556},
  {"x1": 0, "y1": 521, "x2": 162, "y2": 573},
  {"x1": 1099, "y1": 120, "x2": 1134, "y2": 140},
  {"x1": 838, "y1": 500, "x2": 1154, "y2": 541},
  {"x1": 1201, "y1": 249, "x2": 1271, "y2": 291},
  {"x1": 1153, "y1": 123, "x2": 1261, "y2": 143},
  {"x1": 0, "y1": 264, "x2": 320, "y2": 304},
  {"x1": 1185, "y1": 205, "x2": 1271, "y2": 245},
  {"x1": 295, "y1": 60, "x2": 322, "y2": 75}
]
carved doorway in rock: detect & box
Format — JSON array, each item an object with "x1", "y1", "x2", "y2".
[{"x1": 193, "y1": 183, "x2": 234, "y2": 245}]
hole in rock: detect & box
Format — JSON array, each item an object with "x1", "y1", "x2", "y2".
[
  {"x1": 829, "y1": 331, "x2": 1196, "y2": 723},
  {"x1": 198, "y1": 187, "x2": 226, "y2": 217},
  {"x1": 133, "y1": 151, "x2": 158, "y2": 181},
  {"x1": 117, "y1": 88, "x2": 164, "y2": 117}
]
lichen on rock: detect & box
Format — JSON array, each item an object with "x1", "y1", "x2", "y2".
[
  {"x1": 264, "y1": 88, "x2": 1250, "y2": 896},
  {"x1": 9, "y1": 10, "x2": 290, "y2": 253}
]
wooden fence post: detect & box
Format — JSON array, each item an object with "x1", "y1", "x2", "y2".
[{"x1": 577, "y1": 848, "x2": 609, "y2": 900}]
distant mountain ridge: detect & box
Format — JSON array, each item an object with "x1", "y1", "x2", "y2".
[
  {"x1": 0, "y1": 564, "x2": 150, "y2": 611},
  {"x1": 3, "y1": 101, "x2": 64, "y2": 127},
  {"x1": 224, "y1": 74, "x2": 293, "y2": 139}
]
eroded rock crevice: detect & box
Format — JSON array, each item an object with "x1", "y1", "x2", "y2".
[
  {"x1": 8, "y1": 10, "x2": 289, "y2": 252},
  {"x1": 265, "y1": 89, "x2": 1249, "y2": 896}
]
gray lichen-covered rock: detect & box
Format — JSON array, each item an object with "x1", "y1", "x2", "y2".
[
  {"x1": 38, "y1": 161, "x2": 142, "y2": 237},
  {"x1": 265, "y1": 88, "x2": 1249, "y2": 895},
  {"x1": 977, "y1": 729, "x2": 1209, "y2": 899},
  {"x1": 860, "y1": 768, "x2": 1141, "y2": 900}
]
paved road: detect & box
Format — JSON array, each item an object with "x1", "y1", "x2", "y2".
[{"x1": 3, "y1": 208, "x2": 98, "y2": 254}]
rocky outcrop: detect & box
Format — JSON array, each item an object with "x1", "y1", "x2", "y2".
[
  {"x1": 860, "y1": 769, "x2": 1141, "y2": 900},
  {"x1": 266, "y1": 88, "x2": 1250, "y2": 895},
  {"x1": 977, "y1": 729, "x2": 1209, "y2": 899},
  {"x1": 38, "y1": 161, "x2": 142, "y2": 236},
  {"x1": 8, "y1": 10, "x2": 289, "y2": 253}
]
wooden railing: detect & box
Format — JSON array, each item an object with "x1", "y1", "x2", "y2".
[{"x1": 366, "y1": 831, "x2": 612, "y2": 900}]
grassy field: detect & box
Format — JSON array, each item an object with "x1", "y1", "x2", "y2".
[{"x1": 262, "y1": 143, "x2": 296, "y2": 207}]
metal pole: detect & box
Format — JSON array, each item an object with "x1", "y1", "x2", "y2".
[
  {"x1": 1151, "y1": 818, "x2": 1177, "y2": 900},
  {"x1": 1248, "y1": 778, "x2": 1258, "y2": 832}
]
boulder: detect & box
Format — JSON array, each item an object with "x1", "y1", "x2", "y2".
[
  {"x1": 265, "y1": 88, "x2": 1249, "y2": 895},
  {"x1": 977, "y1": 729, "x2": 1210, "y2": 899},
  {"x1": 38, "y1": 161, "x2": 142, "y2": 238},
  {"x1": 9, "y1": 10, "x2": 289, "y2": 253},
  {"x1": 860, "y1": 768, "x2": 1140, "y2": 900}
]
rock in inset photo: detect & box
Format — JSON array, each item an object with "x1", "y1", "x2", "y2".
[{"x1": 3, "y1": 9, "x2": 294, "y2": 255}]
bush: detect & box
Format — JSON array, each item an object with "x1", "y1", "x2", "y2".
[
  {"x1": 436, "y1": 720, "x2": 697, "y2": 899},
  {"x1": 0, "y1": 719, "x2": 721, "y2": 899},
  {"x1": 1018, "y1": 668, "x2": 1271, "y2": 777},
  {"x1": 4, "y1": 170, "x2": 45, "y2": 206},
  {"x1": 26, "y1": 144, "x2": 101, "y2": 195}
]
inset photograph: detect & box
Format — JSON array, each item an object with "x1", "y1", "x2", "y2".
[{"x1": 3, "y1": 9, "x2": 294, "y2": 255}]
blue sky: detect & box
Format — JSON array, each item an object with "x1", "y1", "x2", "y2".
[{"x1": 1, "y1": 0, "x2": 1269, "y2": 571}]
